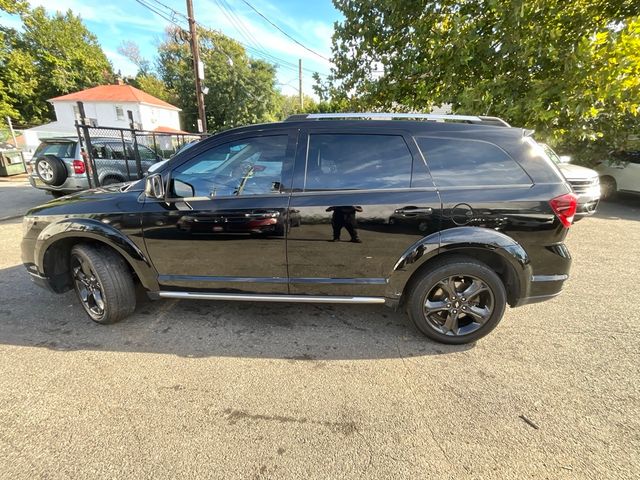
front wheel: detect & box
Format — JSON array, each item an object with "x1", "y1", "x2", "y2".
[
  {"x1": 407, "y1": 257, "x2": 507, "y2": 344},
  {"x1": 70, "y1": 244, "x2": 136, "y2": 324}
]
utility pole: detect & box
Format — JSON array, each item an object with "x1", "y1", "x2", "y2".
[
  {"x1": 186, "y1": 0, "x2": 207, "y2": 133},
  {"x1": 298, "y1": 58, "x2": 303, "y2": 110}
]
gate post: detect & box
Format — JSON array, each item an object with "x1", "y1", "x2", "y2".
[
  {"x1": 127, "y1": 110, "x2": 143, "y2": 178},
  {"x1": 76, "y1": 102, "x2": 99, "y2": 188}
]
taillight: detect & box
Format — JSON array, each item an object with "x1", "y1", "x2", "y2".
[
  {"x1": 73, "y1": 159, "x2": 85, "y2": 174},
  {"x1": 549, "y1": 193, "x2": 578, "y2": 228}
]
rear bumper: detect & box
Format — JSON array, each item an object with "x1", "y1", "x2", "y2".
[
  {"x1": 513, "y1": 274, "x2": 568, "y2": 307},
  {"x1": 28, "y1": 173, "x2": 87, "y2": 193}
]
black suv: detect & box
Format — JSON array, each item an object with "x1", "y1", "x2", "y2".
[{"x1": 21, "y1": 113, "x2": 577, "y2": 344}]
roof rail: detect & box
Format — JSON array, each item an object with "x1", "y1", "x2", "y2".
[
  {"x1": 286, "y1": 112, "x2": 483, "y2": 122},
  {"x1": 477, "y1": 116, "x2": 511, "y2": 127}
]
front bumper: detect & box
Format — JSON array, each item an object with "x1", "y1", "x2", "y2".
[
  {"x1": 575, "y1": 193, "x2": 600, "y2": 218},
  {"x1": 24, "y1": 263, "x2": 55, "y2": 292}
]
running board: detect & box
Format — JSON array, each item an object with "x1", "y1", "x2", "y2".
[{"x1": 158, "y1": 291, "x2": 386, "y2": 304}]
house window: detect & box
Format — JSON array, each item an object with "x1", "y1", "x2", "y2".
[
  {"x1": 115, "y1": 106, "x2": 124, "y2": 120},
  {"x1": 72, "y1": 105, "x2": 81, "y2": 121}
]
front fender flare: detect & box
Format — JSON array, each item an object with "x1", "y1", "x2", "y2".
[
  {"x1": 35, "y1": 217, "x2": 158, "y2": 291},
  {"x1": 386, "y1": 227, "x2": 531, "y2": 304}
]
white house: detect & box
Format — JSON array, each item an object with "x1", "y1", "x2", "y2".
[{"x1": 21, "y1": 84, "x2": 183, "y2": 152}]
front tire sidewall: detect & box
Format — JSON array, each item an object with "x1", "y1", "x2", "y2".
[
  {"x1": 408, "y1": 260, "x2": 507, "y2": 344},
  {"x1": 70, "y1": 244, "x2": 136, "y2": 325}
]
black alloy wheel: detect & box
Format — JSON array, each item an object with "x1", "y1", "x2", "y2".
[
  {"x1": 407, "y1": 257, "x2": 507, "y2": 344},
  {"x1": 71, "y1": 253, "x2": 106, "y2": 321},
  {"x1": 423, "y1": 275, "x2": 494, "y2": 336},
  {"x1": 69, "y1": 244, "x2": 136, "y2": 324}
]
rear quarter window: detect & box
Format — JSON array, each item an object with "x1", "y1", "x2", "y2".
[
  {"x1": 416, "y1": 137, "x2": 531, "y2": 187},
  {"x1": 34, "y1": 141, "x2": 76, "y2": 158}
]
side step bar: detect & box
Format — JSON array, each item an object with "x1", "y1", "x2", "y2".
[{"x1": 158, "y1": 291, "x2": 386, "y2": 304}]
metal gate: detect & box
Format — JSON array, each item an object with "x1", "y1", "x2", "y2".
[{"x1": 75, "y1": 118, "x2": 206, "y2": 189}]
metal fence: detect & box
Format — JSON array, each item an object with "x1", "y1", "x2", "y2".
[{"x1": 75, "y1": 123, "x2": 207, "y2": 188}]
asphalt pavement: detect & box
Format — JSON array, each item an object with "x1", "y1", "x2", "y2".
[
  {"x1": 0, "y1": 188, "x2": 638, "y2": 479},
  {"x1": 0, "y1": 175, "x2": 51, "y2": 221}
]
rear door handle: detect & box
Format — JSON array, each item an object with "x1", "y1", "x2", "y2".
[{"x1": 409, "y1": 207, "x2": 433, "y2": 214}]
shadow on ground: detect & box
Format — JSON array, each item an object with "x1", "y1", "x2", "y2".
[
  {"x1": 0, "y1": 264, "x2": 471, "y2": 360},
  {"x1": 595, "y1": 194, "x2": 640, "y2": 221}
]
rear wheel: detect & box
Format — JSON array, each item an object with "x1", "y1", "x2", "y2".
[
  {"x1": 407, "y1": 257, "x2": 507, "y2": 344},
  {"x1": 70, "y1": 244, "x2": 136, "y2": 324},
  {"x1": 600, "y1": 176, "x2": 617, "y2": 200}
]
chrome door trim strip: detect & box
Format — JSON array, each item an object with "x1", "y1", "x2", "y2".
[{"x1": 158, "y1": 291, "x2": 386, "y2": 304}]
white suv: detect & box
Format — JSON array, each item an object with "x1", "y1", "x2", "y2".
[{"x1": 596, "y1": 151, "x2": 640, "y2": 198}]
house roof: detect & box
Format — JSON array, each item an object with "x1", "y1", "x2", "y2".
[
  {"x1": 24, "y1": 121, "x2": 77, "y2": 134},
  {"x1": 49, "y1": 84, "x2": 180, "y2": 111},
  {"x1": 153, "y1": 126, "x2": 190, "y2": 135}
]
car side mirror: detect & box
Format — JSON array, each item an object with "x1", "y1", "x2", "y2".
[
  {"x1": 559, "y1": 155, "x2": 571, "y2": 164},
  {"x1": 145, "y1": 173, "x2": 165, "y2": 199}
]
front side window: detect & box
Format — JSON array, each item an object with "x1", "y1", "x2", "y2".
[
  {"x1": 169, "y1": 135, "x2": 288, "y2": 198},
  {"x1": 91, "y1": 142, "x2": 112, "y2": 159},
  {"x1": 305, "y1": 134, "x2": 412, "y2": 191},
  {"x1": 416, "y1": 137, "x2": 531, "y2": 187},
  {"x1": 137, "y1": 145, "x2": 157, "y2": 161}
]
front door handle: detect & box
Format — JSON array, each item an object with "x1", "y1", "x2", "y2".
[{"x1": 407, "y1": 207, "x2": 433, "y2": 214}]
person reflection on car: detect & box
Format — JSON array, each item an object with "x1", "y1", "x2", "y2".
[{"x1": 326, "y1": 206, "x2": 363, "y2": 243}]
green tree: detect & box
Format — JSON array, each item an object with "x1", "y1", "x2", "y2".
[
  {"x1": 157, "y1": 26, "x2": 280, "y2": 132},
  {"x1": 0, "y1": 0, "x2": 28, "y2": 15},
  {"x1": 272, "y1": 93, "x2": 319, "y2": 119},
  {"x1": 327, "y1": 0, "x2": 640, "y2": 163},
  {"x1": 0, "y1": 7, "x2": 113, "y2": 124},
  {"x1": 117, "y1": 40, "x2": 176, "y2": 104}
]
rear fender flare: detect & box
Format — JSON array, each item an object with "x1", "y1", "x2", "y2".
[
  {"x1": 35, "y1": 218, "x2": 158, "y2": 290},
  {"x1": 386, "y1": 227, "x2": 531, "y2": 303}
]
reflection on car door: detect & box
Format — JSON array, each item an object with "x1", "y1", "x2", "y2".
[
  {"x1": 141, "y1": 129, "x2": 297, "y2": 294},
  {"x1": 286, "y1": 128, "x2": 441, "y2": 297}
]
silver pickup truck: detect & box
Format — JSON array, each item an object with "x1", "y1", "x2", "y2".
[{"x1": 28, "y1": 137, "x2": 161, "y2": 197}]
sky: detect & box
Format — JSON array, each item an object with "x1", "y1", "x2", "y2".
[{"x1": 0, "y1": 0, "x2": 343, "y2": 97}]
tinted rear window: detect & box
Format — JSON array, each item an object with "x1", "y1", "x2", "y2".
[
  {"x1": 34, "y1": 141, "x2": 76, "y2": 158},
  {"x1": 416, "y1": 137, "x2": 531, "y2": 187},
  {"x1": 305, "y1": 134, "x2": 412, "y2": 190}
]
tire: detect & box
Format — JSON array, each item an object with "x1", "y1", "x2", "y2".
[
  {"x1": 70, "y1": 244, "x2": 136, "y2": 324},
  {"x1": 600, "y1": 176, "x2": 617, "y2": 200},
  {"x1": 36, "y1": 155, "x2": 67, "y2": 186},
  {"x1": 407, "y1": 256, "x2": 507, "y2": 344}
]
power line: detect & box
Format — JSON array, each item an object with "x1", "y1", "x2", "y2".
[
  {"x1": 134, "y1": 0, "x2": 185, "y2": 28},
  {"x1": 135, "y1": 0, "x2": 330, "y2": 78},
  {"x1": 238, "y1": 0, "x2": 331, "y2": 62}
]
